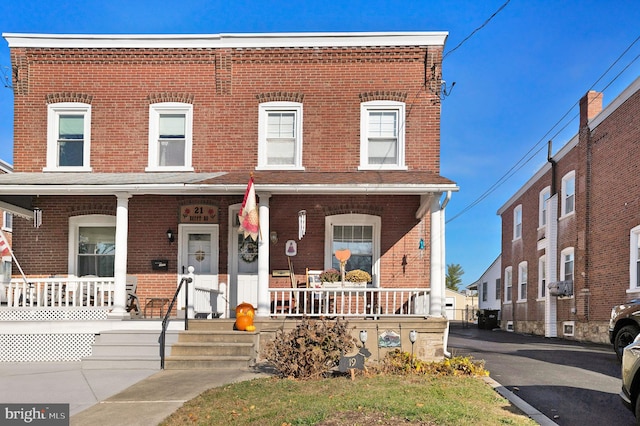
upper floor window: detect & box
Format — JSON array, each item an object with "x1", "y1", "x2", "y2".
[
  {"x1": 147, "y1": 103, "x2": 193, "y2": 171},
  {"x1": 539, "y1": 187, "x2": 551, "y2": 227},
  {"x1": 2, "y1": 212, "x2": 12, "y2": 232},
  {"x1": 46, "y1": 103, "x2": 91, "y2": 171},
  {"x1": 495, "y1": 278, "x2": 501, "y2": 301},
  {"x1": 504, "y1": 266, "x2": 512, "y2": 302},
  {"x1": 257, "y1": 102, "x2": 303, "y2": 170},
  {"x1": 538, "y1": 255, "x2": 546, "y2": 299},
  {"x1": 360, "y1": 101, "x2": 406, "y2": 170},
  {"x1": 518, "y1": 261, "x2": 527, "y2": 301},
  {"x1": 561, "y1": 171, "x2": 575, "y2": 217},
  {"x1": 513, "y1": 205, "x2": 522, "y2": 240},
  {"x1": 481, "y1": 281, "x2": 488, "y2": 302},
  {"x1": 560, "y1": 247, "x2": 574, "y2": 283}
]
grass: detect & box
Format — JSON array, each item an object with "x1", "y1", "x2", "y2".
[{"x1": 161, "y1": 373, "x2": 538, "y2": 426}]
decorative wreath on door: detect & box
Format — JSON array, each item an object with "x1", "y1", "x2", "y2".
[{"x1": 239, "y1": 239, "x2": 258, "y2": 263}]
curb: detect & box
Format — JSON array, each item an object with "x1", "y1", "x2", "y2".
[{"x1": 483, "y1": 376, "x2": 558, "y2": 426}]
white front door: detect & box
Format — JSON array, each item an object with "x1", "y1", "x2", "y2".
[
  {"x1": 228, "y1": 206, "x2": 259, "y2": 317},
  {"x1": 177, "y1": 224, "x2": 220, "y2": 318}
]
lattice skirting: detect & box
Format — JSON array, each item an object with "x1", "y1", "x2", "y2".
[
  {"x1": 0, "y1": 309, "x2": 109, "y2": 321},
  {"x1": 0, "y1": 333, "x2": 95, "y2": 362}
]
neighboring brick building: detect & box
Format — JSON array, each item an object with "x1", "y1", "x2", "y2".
[
  {"x1": 498, "y1": 76, "x2": 640, "y2": 343},
  {"x1": 0, "y1": 32, "x2": 458, "y2": 320}
]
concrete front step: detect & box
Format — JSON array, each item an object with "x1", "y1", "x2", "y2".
[
  {"x1": 170, "y1": 342, "x2": 254, "y2": 357},
  {"x1": 82, "y1": 356, "x2": 161, "y2": 370},
  {"x1": 176, "y1": 330, "x2": 257, "y2": 343},
  {"x1": 164, "y1": 355, "x2": 254, "y2": 370}
]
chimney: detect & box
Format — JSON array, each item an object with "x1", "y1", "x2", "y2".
[{"x1": 579, "y1": 90, "x2": 603, "y2": 127}]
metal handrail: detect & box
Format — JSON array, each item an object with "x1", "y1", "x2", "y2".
[{"x1": 160, "y1": 270, "x2": 194, "y2": 369}]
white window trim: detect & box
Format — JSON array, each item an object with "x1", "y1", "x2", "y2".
[
  {"x1": 517, "y1": 261, "x2": 527, "y2": 302},
  {"x1": 504, "y1": 266, "x2": 512, "y2": 302},
  {"x1": 495, "y1": 278, "x2": 501, "y2": 301},
  {"x1": 559, "y1": 247, "x2": 575, "y2": 298},
  {"x1": 45, "y1": 102, "x2": 92, "y2": 172},
  {"x1": 256, "y1": 101, "x2": 304, "y2": 171},
  {"x1": 146, "y1": 102, "x2": 194, "y2": 172},
  {"x1": 539, "y1": 186, "x2": 550, "y2": 228},
  {"x1": 2, "y1": 211, "x2": 12, "y2": 232},
  {"x1": 513, "y1": 204, "x2": 522, "y2": 241},
  {"x1": 359, "y1": 100, "x2": 407, "y2": 170},
  {"x1": 538, "y1": 255, "x2": 546, "y2": 301},
  {"x1": 324, "y1": 214, "x2": 380, "y2": 287},
  {"x1": 560, "y1": 171, "x2": 576, "y2": 218},
  {"x1": 68, "y1": 215, "x2": 116, "y2": 276},
  {"x1": 481, "y1": 281, "x2": 488, "y2": 302},
  {"x1": 629, "y1": 225, "x2": 640, "y2": 293}
]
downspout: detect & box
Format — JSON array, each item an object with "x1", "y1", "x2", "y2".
[{"x1": 440, "y1": 191, "x2": 452, "y2": 358}]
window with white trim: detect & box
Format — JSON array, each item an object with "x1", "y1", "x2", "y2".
[
  {"x1": 513, "y1": 205, "x2": 522, "y2": 240},
  {"x1": 68, "y1": 215, "x2": 116, "y2": 277},
  {"x1": 481, "y1": 281, "x2": 488, "y2": 302},
  {"x1": 2, "y1": 212, "x2": 12, "y2": 232},
  {"x1": 257, "y1": 102, "x2": 303, "y2": 170},
  {"x1": 518, "y1": 261, "x2": 527, "y2": 301},
  {"x1": 538, "y1": 255, "x2": 546, "y2": 299},
  {"x1": 504, "y1": 266, "x2": 512, "y2": 302},
  {"x1": 46, "y1": 103, "x2": 91, "y2": 171},
  {"x1": 561, "y1": 171, "x2": 575, "y2": 216},
  {"x1": 325, "y1": 214, "x2": 380, "y2": 287},
  {"x1": 539, "y1": 187, "x2": 550, "y2": 227},
  {"x1": 147, "y1": 103, "x2": 193, "y2": 171},
  {"x1": 560, "y1": 247, "x2": 574, "y2": 283},
  {"x1": 495, "y1": 278, "x2": 501, "y2": 301},
  {"x1": 360, "y1": 101, "x2": 406, "y2": 169},
  {"x1": 629, "y1": 225, "x2": 640, "y2": 291}
]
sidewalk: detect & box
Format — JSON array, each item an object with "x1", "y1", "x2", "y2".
[{"x1": 0, "y1": 362, "x2": 268, "y2": 426}]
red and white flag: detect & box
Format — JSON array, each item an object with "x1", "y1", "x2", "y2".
[
  {"x1": 238, "y1": 176, "x2": 260, "y2": 241},
  {"x1": 0, "y1": 231, "x2": 11, "y2": 258}
]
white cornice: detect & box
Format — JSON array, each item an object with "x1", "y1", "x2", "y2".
[{"x1": 3, "y1": 32, "x2": 448, "y2": 49}]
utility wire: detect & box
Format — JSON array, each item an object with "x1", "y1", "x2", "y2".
[{"x1": 446, "y1": 35, "x2": 640, "y2": 223}]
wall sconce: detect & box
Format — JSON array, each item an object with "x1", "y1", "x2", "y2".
[
  {"x1": 166, "y1": 229, "x2": 174, "y2": 243},
  {"x1": 359, "y1": 330, "x2": 368, "y2": 348},
  {"x1": 270, "y1": 230, "x2": 278, "y2": 245}
]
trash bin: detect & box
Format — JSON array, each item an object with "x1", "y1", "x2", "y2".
[
  {"x1": 484, "y1": 310, "x2": 499, "y2": 329},
  {"x1": 477, "y1": 310, "x2": 487, "y2": 329}
]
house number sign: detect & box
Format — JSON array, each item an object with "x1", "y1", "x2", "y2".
[{"x1": 179, "y1": 205, "x2": 219, "y2": 224}]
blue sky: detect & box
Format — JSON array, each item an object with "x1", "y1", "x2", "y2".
[{"x1": 0, "y1": 1, "x2": 639, "y2": 287}]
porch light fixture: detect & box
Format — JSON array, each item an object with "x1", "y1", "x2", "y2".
[
  {"x1": 409, "y1": 330, "x2": 418, "y2": 369},
  {"x1": 166, "y1": 229, "x2": 174, "y2": 243},
  {"x1": 359, "y1": 330, "x2": 368, "y2": 348},
  {"x1": 270, "y1": 230, "x2": 278, "y2": 245}
]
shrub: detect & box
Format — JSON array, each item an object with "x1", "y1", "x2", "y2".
[
  {"x1": 262, "y1": 317, "x2": 357, "y2": 379},
  {"x1": 345, "y1": 269, "x2": 371, "y2": 282},
  {"x1": 319, "y1": 268, "x2": 341, "y2": 282},
  {"x1": 375, "y1": 349, "x2": 489, "y2": 377}
]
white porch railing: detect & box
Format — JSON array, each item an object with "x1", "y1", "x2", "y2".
[
  {"x1": 4, "y1": 277, "x2": 116, "y2": 308},
  {"x1": 268, "y1": 287, "x2": 431, "y2": 317},
  {"x1": 193, "y1": 283, "x2": 227, "y2": 319}
]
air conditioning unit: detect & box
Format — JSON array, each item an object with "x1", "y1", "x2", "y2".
[{"x1": 548, "y1": 280, "x2": 574, "y2": 297}]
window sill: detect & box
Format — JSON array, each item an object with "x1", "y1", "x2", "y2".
[
  {"x1": 357, "y1": 165, "x2": 408, "y2": 171},
  {"x1": 516, "y1": 299, "x2": 527, "y2": 303},
  {"x1": 145, "y1": 166, "x2": 194, "y2": 172},
  {"x1": 43, "y1": 166, "x2": 92, "y2": 172},
  {"x1": 254, "y1": 165, "x2": 305, "y2": 171},
  {"x1": 559, "y1": 211, "x2": 575, "y2": 221}
]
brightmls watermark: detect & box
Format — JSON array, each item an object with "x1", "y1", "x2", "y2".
[{"x1": 0, "y1": 404, "x2": 68, "y2": 425}]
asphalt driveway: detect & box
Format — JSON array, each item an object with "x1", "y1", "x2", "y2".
[{"x1": 448, "y1": 321, "x2": 635, "y2": 425}]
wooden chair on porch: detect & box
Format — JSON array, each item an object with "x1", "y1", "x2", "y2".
[
  {"x1": 126, "y1": 275, "x2": 140, "y2": 315},
  {"x1": 271, "y1": 258, "x2": 304, "y2": 316}
]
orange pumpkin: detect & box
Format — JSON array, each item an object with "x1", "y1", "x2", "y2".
[{"x1": 235, "y1": 302, "x2": 255, "y2": 331}]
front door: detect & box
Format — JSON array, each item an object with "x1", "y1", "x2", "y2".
[
  {"x1": 177, "y1": 224, "x2": 220, "y2": 318},
  {"x1": 228, "y1": 206, "x2": 258, "y2": 317}
]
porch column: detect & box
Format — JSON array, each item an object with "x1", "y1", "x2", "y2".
[
  {"x1": 109, "y1": 192, "x2": 131, "y2": 318},
  {"x1": 430, "y1": 193, "x2": 446, "y2": 317},
  {"x1": 256, "y1": 192, "x2": 271, "y2": 317}
]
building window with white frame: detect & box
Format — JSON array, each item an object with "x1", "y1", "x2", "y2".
[
  {"x1": 45, "y1": 103, "x2": 92, "y2": 171},
  {"x1": 495, "y1": 278, "x2": 501, "y2": 301},
  {"x1": 257, "y1": 102, "x2": 303, "y2": 170},
  {"x1": 561, "y1": 171, "x2": 576, "y2": 216},
  {"x1": 560, "y1": 247, "x2": 574, "y2": 283},
  {"x1": 482, "y1": 281, "x2": 488, "y2": 302},
  {"x1": 518, "y1": 261, "x2": 527, "y2": 301},
  {"x1": 504, "y1": 266, "x2": 512, "y2": 302},
  {"x1": 629, "y1": 225, "x2": 640, "y2": 290},
  {"x1": 324, "y1": 214, "x2": 380, "y2": 287},
  {"x1": 538, "y1": 255, "x2": 546, "y2": 299},
  {"x1": 539, "y1": 187, "x2": 550, "y2": 227},
  {"x1": 69, "y1": 215, "x2": 116, "y2": 277},
  {"x1": 513, "y1": 205, "x2": 522, "y2": 240},
  {"x1": 359, "y1": 101, "x2": 406, "y2": 169},
  {"x1": 2, "y1": 212, "x2": 12, "y2": 232},
  {"x1": 147, "y1": 103, "x2": 193, "y2": 171}
]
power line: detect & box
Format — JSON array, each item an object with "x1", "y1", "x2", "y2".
[{"x1": 446, "y1": 35, "x2": 640, "y2": 224}]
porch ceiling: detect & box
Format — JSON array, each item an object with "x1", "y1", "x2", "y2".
[{"x1": 0, "y1": 171, "x2": 458, "y2": 196}]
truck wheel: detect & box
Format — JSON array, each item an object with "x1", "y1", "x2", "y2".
[{"x1": 615, "y1": 324, "x2": 640, "y2": 362}]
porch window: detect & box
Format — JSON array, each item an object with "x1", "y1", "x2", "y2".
[
  {"x1": 46, "y1": 103, "x2": 92, "y2": 171},
  {"x1": 325, "y1": 214, "x2": 380, "y2": 287},
  {"x1": 2, "y1": 212, "x2": 12, "y2": 232},
  {"x1": 360, "y1": 101, "x2": 406, "y2": 169},
  {"x1": 77, "y1": 227, "x2": 115, "y2": 277},
  {"x1": 257, "y1": 102, "x2": 303, "y2": 170},
  {"x1": 147, "y1": 103, "x2": 193, "y2": 171}
]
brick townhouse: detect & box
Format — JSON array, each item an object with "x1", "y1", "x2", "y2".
[
  {"x1": 498, "y1": 76, "x2": 640, "y2": 343},
  {"x1": 0, "y1": 32, "x2": 458, "y2": 363}
]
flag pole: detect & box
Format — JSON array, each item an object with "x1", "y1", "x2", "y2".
[{"x1": 0, "y1": 229, "x2": 28, "y2": 285}]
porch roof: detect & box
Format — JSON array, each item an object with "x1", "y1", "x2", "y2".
[{"x1": 0, "y1": 170, "x2": 458, "y2": 196}]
